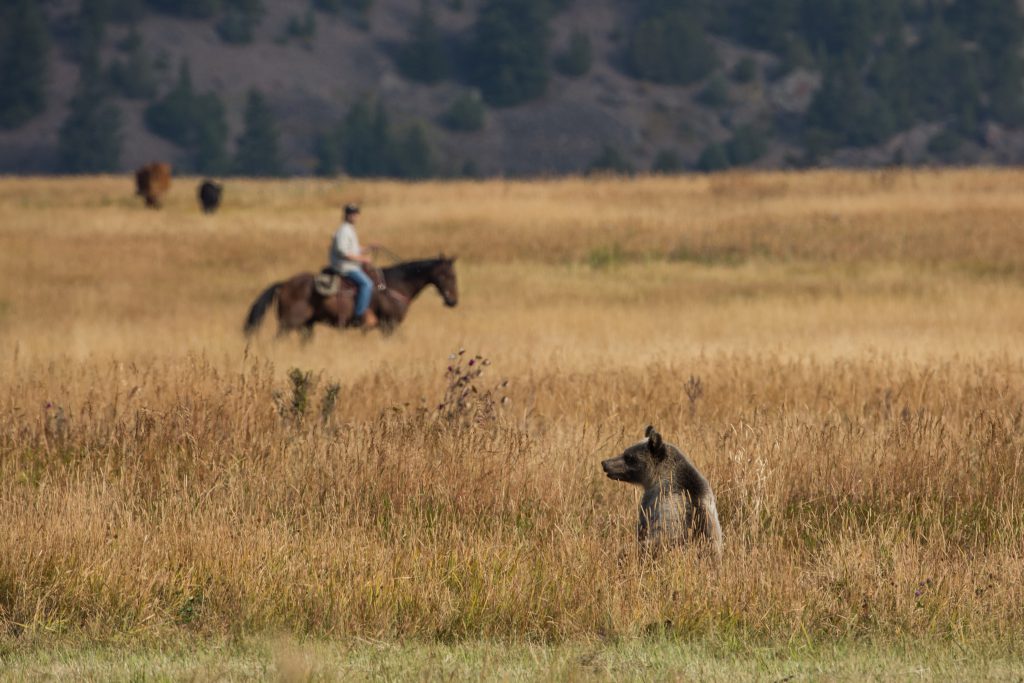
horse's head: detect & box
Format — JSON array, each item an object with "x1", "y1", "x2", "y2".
[{"x1": 430, "y1": 255, "x2": 458, "y2": 307}]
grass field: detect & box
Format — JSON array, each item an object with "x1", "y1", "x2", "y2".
[{"x1": 1, "y1": 170, "x2": 1024, "y2": 679}]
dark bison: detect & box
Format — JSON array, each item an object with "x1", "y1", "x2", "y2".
[
  {"x1": 135, "y1": 162, "x2": 172, "y2": 208},
  {"x1": 198, "y1": 179, "x2": 223, "y2": 213}
]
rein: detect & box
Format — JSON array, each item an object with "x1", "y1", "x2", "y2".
[{"x1": 370, "y1": 245, "x2": 405, "y2": 262}]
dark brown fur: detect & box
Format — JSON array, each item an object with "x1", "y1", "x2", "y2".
[
  {"x1": 602, "y1": 426, "x2": 723, "y2": 557},
  {"x1": 198, "y1": 179, "x2": 222, "y2": 213},
  {"x1": 135, "y1": 162, "x2": 172, "y2": 208}
]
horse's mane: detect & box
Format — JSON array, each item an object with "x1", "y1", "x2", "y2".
[{"x1": 382, "y1": 258, "x2": 447, "y2": 278}]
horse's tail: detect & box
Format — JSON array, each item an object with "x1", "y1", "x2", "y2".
[{"x1": 244, "y1": 282, "x2": 281, "y2": 336}]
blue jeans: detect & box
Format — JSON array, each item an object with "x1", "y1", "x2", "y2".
[{"x1": 345, "y1": 268, "x2": 373, "y2": 317}]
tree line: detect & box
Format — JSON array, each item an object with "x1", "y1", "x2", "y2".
[{"x1": 3, "y1": 0, "x2": 1024, "y2": 175}]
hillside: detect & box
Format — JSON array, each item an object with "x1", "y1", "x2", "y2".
[{"x1": 3, "y1": 0, "x2": 1024, "y2": 176}]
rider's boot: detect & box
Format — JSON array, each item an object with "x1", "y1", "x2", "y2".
[
  {"x1": 349, "y1": 309, "x2": 378, "y2": 329},
  {"x1": 363, "y1": 309, "x2": 379, "y2": 329}
]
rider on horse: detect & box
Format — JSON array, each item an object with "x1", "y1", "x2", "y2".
[{"x1": 329, "y1": 203, "x2": 375, "y2": 327}]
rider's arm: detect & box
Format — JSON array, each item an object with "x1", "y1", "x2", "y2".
[{"x1": 336, "y1": 226, "x2": 369, "y2": 263}]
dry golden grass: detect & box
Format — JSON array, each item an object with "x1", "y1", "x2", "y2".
[{"x1": 1, "y1": 170, "x2": 1024, "y2": 667}]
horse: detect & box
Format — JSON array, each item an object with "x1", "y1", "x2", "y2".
[
  {"x1": 243, "y1": 256, "x2": 458, "y2": 339},
  {"x1": 135, "y1": 161, "x2": 171, "y2": 208}
]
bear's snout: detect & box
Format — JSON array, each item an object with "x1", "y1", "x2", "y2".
[{"x1": 602, "y1": 457, "x2": 625, "y2": 480}]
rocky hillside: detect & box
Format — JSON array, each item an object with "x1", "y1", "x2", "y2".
[{"x1": 3, "y1": 0, "x2": 1024, "y2": 176}]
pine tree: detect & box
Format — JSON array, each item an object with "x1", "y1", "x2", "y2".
[
  {"x1": 396, "y1": 0, "x2": 449, "y2": 83},
  {"x1": 57, "y1": 58, "x2": 122, "y2": 173},
  {"x1": 391, "y1": 124, "x2": 435, "y2": 178},
  {"x1": 144, "y1": 61, "x2": 228, "y2": 173},
  {"x1": 145, "y1": 0, "x2": 220, "y2": 19},
  {"x1": 144, "y1": 62, "x2": 197, "y2": 144},
  {"x1": 217, "y1": 0, "x2": 264, "y2": 44},
  {"x1": 470, "y1": 0, "x2": 550, "y2": 106},
  {"x1": 728, "y1": 0, "x2": 798, "y2": 52},
  {"x1": 313, "y1": 131, "x2": 339, "y2": 176},
  {"x1": 338, "y1": 100, "x2": 394, "y2": 176},
  {"x1": 107, "y1": 28, "x2": 158, "y2": 99},
  {"x1": 626, "y1": 9, "x2": 718, "y2": 85},
  {"x1": 337, "y1": 101, "x2": 378, "y2": 176},
  {"x1": 0, "y1": 0, "x2": 50, "y2": 129},
  {"x1": 441, "y1": 91, "x2": 485, "y2": 132},
  {"x1": 806, "y1": 56, "x2": 895, "y2": 150},
  {"x1": 75, "y1": 0, "x2": 108, "y2": 64},
  {"x1": 956, "y1": 0, "x2": 1024, "y2": 126},
  {"x1": 192, "y1": 93, "x2": 230, "y2": 174},
  {"x1": 233, "y1": 90, "x2": 283, "y2": 176},
  {"x1": 553, "y1": 31, "x2": 591, "y2": 77}
]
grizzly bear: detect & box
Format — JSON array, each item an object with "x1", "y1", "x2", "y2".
[{"x1": 602, "y1": 425, "x2": 723, "y2": 557}]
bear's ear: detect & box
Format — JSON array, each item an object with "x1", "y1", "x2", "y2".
[{"x1": 646, "y1": 425, "x2": 665, "y2": 458}]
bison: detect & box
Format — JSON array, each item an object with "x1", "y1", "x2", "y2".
[
  {"x1": 198, "y1": 179, "x2": 223, "y2": 214},
  {"x1": 135, "y1": 162, "x2": 172, "y2": 208}
]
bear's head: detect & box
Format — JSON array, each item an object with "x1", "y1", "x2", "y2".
[{"x1": 601, "y1": 425, "x2": 670, "y2": 487}]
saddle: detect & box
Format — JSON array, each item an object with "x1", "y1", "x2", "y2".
[{"x1": 314, "y1": 265, "x2": 385, "y2": 297}]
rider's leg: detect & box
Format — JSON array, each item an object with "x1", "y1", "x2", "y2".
[{"x1": 348, "y1": 269, "x2": 373, "y2": 322}]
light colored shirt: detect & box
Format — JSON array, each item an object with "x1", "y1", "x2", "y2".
[{"x1": 329, "y1": 221, "x2": 361, "y2": 274}]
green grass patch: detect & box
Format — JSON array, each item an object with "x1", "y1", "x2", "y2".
[{"x1": 1, "y1": 638, "x2": 1020, "y2": 681}]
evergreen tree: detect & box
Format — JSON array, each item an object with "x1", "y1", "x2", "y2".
[
  {"x1": 626, "y1": 9, "x2": 718, "y2": 84},
  {"x1": 796, "y1": 0, "x2": 877, "y2": 64},
  {"x1": 986, "y1": 48, "x2": 1024, "y2": 126},
  {"x1": 233, "y1": 90, "x2": 283, "y2": 176},
  {"x1": 108, "y1": 0, "x2": 147, "y2": 23},
  {"x1": 391, "y1": 124, "x2": 435, "y2": 178},
  {"x1": 952, "y1": 0, "x2": 1024, "y2": 126},
  {"x1": 553, "y1": 31, "x2": 591, "y2": 77},
  {"x1": 805, "y1": 56, "x2": 895, "y2": 150},
  {"x1": 145, "y1": 0, "x2": 220, "y2": 19},
  {"x1": 145, "y1": 62, "x2": 197, "y2": 143},
  {"x1": 75, "y1": 0, "x2": 109, "y2": 64},
  {"x1": 336, "y1": 101, "x2": 376, "y2": 175},
  {"x1": 192, "y1": 95, "x2": 230, "y2": 174},
  {"x1": 217, "y1": 0, "x2": 264, "y2": 44},
  {"x1": 906, "y1": 18, "x2": 981, "y2": 128},
  {"x1": 728, "y1": 0, "x2": 798, "y2": 52},
  {"x1": 107, "y1": 29, "x2": 158, "y2": 99},
  {"x1": 283, "y1": 10, "x2": 317, "y2": 46},
  {"x1": 868, "y1": 22, "x2": 913, "y2": 131},
  {"x1": 587, "y1": 145, "x2": 634, "y2": 175},
  {"x1": 396, "y1": 0, "x2": 449, "y2": 83},
  {"x1": 651, "y1": 149, "x2": 683, "y2": 173},
  {"x1": 696, "y1": 143, "x2": 729, "y2": 171},
  {"x1": 470, "y1": 0, "x2": 550, "y2": 106},
  {"x1": 338, "y1": 100, "x2": 392, "y2": 176},
  {"x1": 144, "y1": 62, "x2": 229, "y2": 173},
  {"x1": 313, "y1": 0, "x2": 372, "y2": 27},
  {"x1": 57, "y1": 58, "x2": 122, "y2": 173},
  {"x1": 724, "y1": 125, "x2": 767, "y2": 166},
  {"x1": 313, "y1": 131, "x2": 338, "y2": 176},
  {"x1": 0, "y1": 0, "x2": 50, "y2": 129},
  {"x1": 440, "y1": 91, "x2": 485, "y2": 132},
  {"x1": 318, "y1": 100, "x2": 438, "y2": 178}
]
